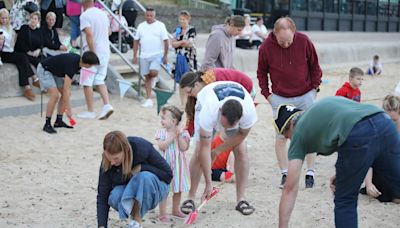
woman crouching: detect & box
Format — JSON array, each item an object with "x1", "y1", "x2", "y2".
[{"x1": 97, "y1": 131, "x2": 172, "y2": 228}]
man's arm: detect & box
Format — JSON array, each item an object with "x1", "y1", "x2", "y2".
[
  {"x1": 132, "y1": 40, "x2": 139, "y2": 64},
  {"x1": 162, "y1": 39, "x2": 168, "y2": 64},
  {"x1": 83, "y1": 27, "x2": 95, "y2": 53},
  {"x1": 306, "y1": 39, "x2": 322, "y2": 89},
  {"x1": 199, "y1": 128, "x2": 213, "y2": 201},
  {"x1": 279, "y1": 159, "x2": 303, "y2": 228},
  {"x1": 201, "y1": 34, "x2": 221, "y2": 70},
  {"x1": 256, "y1": 44, "x2": 271, "y2": 101},
  {"x1": 212, "y1": 128, "x2": 251, "y2": 158}
]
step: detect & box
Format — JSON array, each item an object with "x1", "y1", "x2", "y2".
[{"x1": 0, "y1": 86, "x2": 100, "y2": 118}]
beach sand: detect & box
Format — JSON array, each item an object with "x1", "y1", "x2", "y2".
[{"x1": 0, "y1": 62, "x2": 399, "y2": 228}]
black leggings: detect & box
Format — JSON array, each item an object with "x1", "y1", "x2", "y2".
[{"x1": 1, "y1": 52, "x2": 35, "y2": 86}]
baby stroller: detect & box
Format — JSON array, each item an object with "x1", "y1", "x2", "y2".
[{"x1": 121, "y1": 0, "x2": 138, "y2": 28}]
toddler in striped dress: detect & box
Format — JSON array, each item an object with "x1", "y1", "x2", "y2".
[{"x1": 155, "y1": 105, "x2": 190, "y2": 222}]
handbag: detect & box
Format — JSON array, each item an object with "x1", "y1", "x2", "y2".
[
  {"x1": 66, "y1": 0, "x2": 81, "y2": 17},
  {"x1": 23, "y1": 1, "x2": 39, "y2": 13}
]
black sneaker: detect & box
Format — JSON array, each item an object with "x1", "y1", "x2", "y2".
[
  {"x1": 279, "y1": 174, "x2": 287, "y2": 189},
  {"x1": 54, "y1": 121, "x2": 73, "y2": 128},
  {"x1": 305, "y1": 175, "x2": 315, "y2": 188},
  {"x1": 43, "y1": 124, "x2": 57, "y2": 134}
]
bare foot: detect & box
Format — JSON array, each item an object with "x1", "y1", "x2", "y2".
[
  {"x1": 171, "y1": 211, "x2": 186, "y2": 218},
  {"x1": 158, "y1": 215, "x2": 170, "y2": 223}
]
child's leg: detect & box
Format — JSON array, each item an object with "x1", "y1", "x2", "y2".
[{"x1": 172, "y1": 192, "x2": 185, "y2": 218}]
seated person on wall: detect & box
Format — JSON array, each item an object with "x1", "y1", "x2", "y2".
[
  {"x1": 14, "y1": 11, "x2": 44, "y2": 67},
  {"x1": 0, "y1": 8, "x2": 40, "y2": 101},
  {"x1": 235, "y1": 14, "x2": 252, "y2": 49},
  {"x1": 251, "y1": 17, "x2": 268, "y2": 48},
  {"x1": 41, "y1": 11, "x2": 68, "y2": 57}
]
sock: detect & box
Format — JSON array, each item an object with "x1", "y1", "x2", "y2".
[
  {"x1": 306, "y1": 169, "x2": 315, "y2": 176},
  {"x1": 56, "y1": 114, "x2": 63, "y2": 123},
  {"x1": 45, "y1": 116, "x2": 51, "y2": 125},
  {"x1": 281, "y1": 169, "x2": 288, "y2": 175}
]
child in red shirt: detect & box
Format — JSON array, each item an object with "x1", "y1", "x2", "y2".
[
  {"x1": 335, "y1": 67, "x2": 364, "y2": 102},
  {"x1": 211, "y1": 135, "x2": 235, "y2": 182}
]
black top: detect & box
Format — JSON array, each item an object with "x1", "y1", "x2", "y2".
[
  {"x1": 41, "y1": 53, "x2": 81, "y2": 79},
  {"x1": 41, "y1": 26, "x2": 62, "y2": 50},
  {"x1": 14, "y1": 24, "x2": 43, "y2": 53},
  {"x1": 96, "y1": 136, "x2": 173, "y2": 227}
]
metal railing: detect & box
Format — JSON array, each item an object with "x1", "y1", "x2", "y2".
[
  {"x1": 178, "y1": 0, "x2": 218, "y2": 9},
  {"x1": 97, "y1": 0, "x2": 177, "y2": 97}
]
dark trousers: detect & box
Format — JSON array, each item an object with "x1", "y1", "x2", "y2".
[
  {"x1": 334, "y1": 112, "x2": 400, "y2": 228},
  {"x1": 27, "y1": 54, "x2": 41, "y2": 67},
  {"x1": 1, "y1": 52, "x2": 35, "y2": 86}
]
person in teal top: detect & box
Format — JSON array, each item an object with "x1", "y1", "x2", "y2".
[{"x1": 275, "y1": 96, "x2": 400, "y2": 228}]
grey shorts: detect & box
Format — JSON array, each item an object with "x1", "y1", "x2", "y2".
[
  {"x1": 37, "y1": 63, "x2": 64, "y2": 90},
  {"x1": 270, "y1": 89, "x2": 317, "y2": 137},
  {"x1": 139, "y1": 55, "x2": 161, "y2": 77}
]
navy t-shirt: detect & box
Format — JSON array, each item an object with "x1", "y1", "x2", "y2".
[{"x1": 41, "y1": 53, "x2": 81, "y2": 79}]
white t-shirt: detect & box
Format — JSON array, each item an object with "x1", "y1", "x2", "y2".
[
  {"x1": 369, "y1": 60, "x2": 383, "y2": 72},
  {"x1": 134, "y1": 20, "x2": 169, "y2": 59},
  {"x1": 251, "y1": 24, "x2": 268, "y2": 42},
  {"x1": 0, "y1": 26, "x2": 14, "y2": 52},
  {"x1": 80, "y1": 7, "x2": 110, "y2": 57},
  {"x1": 194, "y1": 81, "x2": 257, "y2": 139}
]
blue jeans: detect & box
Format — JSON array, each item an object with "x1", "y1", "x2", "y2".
[
  {"x1": 69, "y1": 16, "x2": 80, "y2": 41},
  {"x1": 334, "y1": 112, "x2": 400, "y2": 228},
  {"x1": 108, "y1": 171, "x2": 169, "y2": 219}
]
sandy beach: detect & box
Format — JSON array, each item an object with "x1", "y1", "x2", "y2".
[{"x1": 0, "y1": 61, "x2": 399, "y2": 228}]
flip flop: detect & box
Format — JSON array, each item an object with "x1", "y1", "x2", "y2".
[
  {"x1": 235, "y1": 200, "x2": 255, "y2": 215},
  {"x1": 180, "y1": 199, "x2": 195, "y2": 215}
]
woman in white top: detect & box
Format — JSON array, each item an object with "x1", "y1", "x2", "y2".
[
  {"x1": 0, "y1": 8, "x2": 40, "y2": 101},
  {"x1": 251, "y1": 16, "x2": 268, "y2": 48},
  {"x1": 235, "y1": 14, "x2": 252, "y2": 49}
]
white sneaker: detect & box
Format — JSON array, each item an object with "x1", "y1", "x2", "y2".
[
  {"x1": 141, "y1": 99, "x2": 153, "y2": 108},
  {"x1": 127, "y1": 220, "x2": 142, "y2": 228},
  {"x1": 0, "y1": 59, "x2": 3, "y2": 66},
  {"x1": 98, "y1": 104, "x2": 114, "y2": 120},
  {"x1": 77, "y1": 111, "x2": 96, "y2": 119}
]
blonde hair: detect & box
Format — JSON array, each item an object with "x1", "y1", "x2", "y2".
[
  {"x1": 382, "y1": 95, "x2": 400, "y2": 113},
  {"x1": 179, "y1": 10, "x2": 191, "y2": 20},
  {"x1": 161, "y1": 105, "x2": 184, "y2": 124},
  {"x1": 46, "y1": 11, "x2": 56, "y2": 20},
  {"x1": 102, "y1": 131, "x2": 133, "y2": 180},
  {"x1": 274, "y1": 16, "x2": 296, "y2": 33},
  {"x1": 0, "y1": 8, "x2": 11, "y2": 31},
  {"x1": 30, "y1": 11, "x2": 41, "y2": 20}
]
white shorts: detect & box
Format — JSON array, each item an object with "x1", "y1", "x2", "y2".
[
  {"x1": 139, "y1": 55, "x2": 161, "y2": 77},
  {"x1": 80, "y1": 54, "x2": 109, "y2": 86}
]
